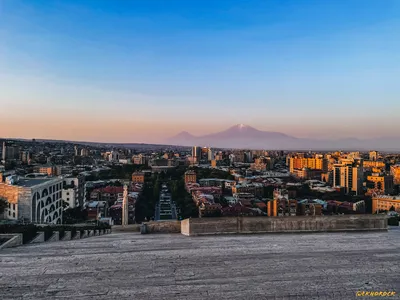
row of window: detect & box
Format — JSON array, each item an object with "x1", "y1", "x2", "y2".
[
  {"x1": 7, "y1": 203, "x2": 16, "y2": 210},
  {"x1": 48, "y1": 182, "x2": 63, "y2": 194}
]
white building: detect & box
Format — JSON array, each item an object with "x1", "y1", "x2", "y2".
[
  {"x1": 61, "y1": 175, "x2": 85, "y2": 208},
  {"x1": 62, "y1": 188, "x2": 77, "y2": 209},
  {"x1": 0, "y1": 174, "x2": 63, "y2": 224}
]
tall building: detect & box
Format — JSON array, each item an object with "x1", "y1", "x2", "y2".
[
  {"x1": 1, "y1": 141, "x2": 19, "y2": 162},
  {"x1": 207, "y1": 148, "x2": 214, "y2": 161},
  {"x1": 1, "y1": 142, "x2": 5, "y2": 163},
  {"x1": 333, "y1": 162, "x2": 363, "y2": 195},
  {"x1": 61, "y1": 175, "x2": 86, "y2": 208},
  {"x1": 0, "y1": 175, "x2": 63, "y2": 223},
  {"x1": 80, "y1": 148, "x2": 89, "y2": 157},
  {"x1": 132, "y1": 154, "x2": 147, "y2": 165},
  {"x1": 369, "y1": 151, "x2": 379, "y2": 161},
  {"x1": 192, "y1": 146, "x2": 201, "y2": 162},
  {"x1": 390, "y1": 165, "x2": 400, "y2": 185},
  {"x1": 20, "y1": 151, "x2": 31, "y2": 164},
  {"x1": 109, "y1": 151, "x2": 119, "y2": 162},
  {"x1": 74, "y1": 146, "x2": 79, "y2": 156}
]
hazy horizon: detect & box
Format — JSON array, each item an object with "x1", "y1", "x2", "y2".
[{"x1": 1, "y1": 0, "x2": 400, "y2": 143}]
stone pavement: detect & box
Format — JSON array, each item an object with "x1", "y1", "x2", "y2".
[{"x1": 0, "y1": 229, "x2": 399, "y2": 299}]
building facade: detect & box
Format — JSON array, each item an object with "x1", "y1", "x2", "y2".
[
  {"x1": 184, "y1": 170, "x2": 197, "y2": 184},
  {"x1": 0, "y1": 175, "x2": 63, "y2": 224},
  {"x1": 332, "y1": 162, "x2": 363, "y2": 195},
  {"x1": 372, "y1": 195, "x2": 400, "y2": 213},
  {"x1": 132, "y1": 172, "x2": 145, "y2": 183},
  {"x1": 390, "y1": 165, "x2": 400, "y2": 185},
  {"x1": 367, "y1": 174, "x2": 394, "y2": 195}
]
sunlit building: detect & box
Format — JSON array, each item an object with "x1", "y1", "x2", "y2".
[
  {"x1": 372, "y1": 195, "x2": 400, "y2": 213},
  {"x1": 0, "y1": 174, "x2": 63, "y2": 224}
]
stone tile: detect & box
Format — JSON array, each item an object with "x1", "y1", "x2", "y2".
[{"x1": 0, "y1": 230, "x2": 399, "y2": 299}]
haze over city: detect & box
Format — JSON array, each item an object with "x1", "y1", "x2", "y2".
[{"x1": 1, "y1": 0, "x2": 400, "y2": 144}]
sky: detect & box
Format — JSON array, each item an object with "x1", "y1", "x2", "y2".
[{"x1": 1, "y1": 0, "x2": 400, "y2": 143}]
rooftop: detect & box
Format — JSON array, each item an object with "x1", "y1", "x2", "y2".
[
  {"x1": 0, "y1": 229, "x2": 399, "y2": 299},
  {"x1": 3, "y1": 177, "x2": 57, "y2": 188}
]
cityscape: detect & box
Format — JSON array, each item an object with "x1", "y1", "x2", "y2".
[
  {"x1": 1, "y1": 136, "x2": 400, "y2": 226},
  {"x1": 1, "y1": 0, "x2": 400, "y2": 299}
]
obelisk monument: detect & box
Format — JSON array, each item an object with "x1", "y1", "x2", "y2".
[{"x1": 122, "y1": 184, "x2": 129, "y2": 226}]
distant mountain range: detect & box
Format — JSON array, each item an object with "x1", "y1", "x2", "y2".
[{"x1": 166, "y1": 124, "x2": 400, "y2": 151}]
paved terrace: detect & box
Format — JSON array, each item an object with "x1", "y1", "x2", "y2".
[{"x1": 0, "y1": 229, "x2": 400, "y2": 300}]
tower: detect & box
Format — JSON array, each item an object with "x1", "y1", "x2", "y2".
[
  {"x1": 122, "y1": 185, "x2": 129, "y2": 226},
  {"x1": 1, "y1": 142, "x2": 6, "y2": 163},
  {"x1": 192, "y1": 146, "x2": 201, "y2": 162}
]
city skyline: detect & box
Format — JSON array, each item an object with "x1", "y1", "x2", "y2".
[{"x1": 1, "y1": 0, "x2": 400, "y2": 143}]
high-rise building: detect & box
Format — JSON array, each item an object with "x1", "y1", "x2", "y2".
[
  {"x1": 333, "y1": 162, "x2": 363, "y2": 195},
  {"x1": 207, "y1": 148, "x2": 214, "y2": 161},
  {"x1": 80, "y1": 148, "x2": 89, "y2": 157},
  {"x1": 109, "y1": 151, "x2": 119, "y2": 162},
  {"x1": 74, "y1": 146, "x2": 79, "y2": 156},
  {"x1": 132, "y1": 154, "x2": 147, "y2": 165},
  {"x1": 192, "y1": 146, "x2": 201, "y2": 162},
  {"x1": 20, "y1": 151, "x2": 31, "y2": 164},
  {"x1": 1, "y1": 142, "x2": 19, "y2": 162},
  {"x1": 1, "y1": 142, "x2": 5, "y2": 163},
  {"x1": 391, "y1": 165, "x2": 400, "y2": 185}
]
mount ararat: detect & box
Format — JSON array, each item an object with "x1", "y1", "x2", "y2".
[{"x1": 165, "y1": 124, "x2": 400, "y2": 151}]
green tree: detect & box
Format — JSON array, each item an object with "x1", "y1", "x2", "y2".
[{"x1": 389, "y1": 205, "x2": 395, "y2": 212}]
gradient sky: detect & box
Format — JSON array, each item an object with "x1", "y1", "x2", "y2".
[{"x1": 1, "y1": 0, "x2": 400, "y2": 143}]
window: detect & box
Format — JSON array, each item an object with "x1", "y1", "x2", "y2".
[
  {"x1": 13, "y1": 204, "x2": 15, "y2": 210},
  {"x1": 67, "y1": 192, "x2": 69, "y2": 195},
  {"x1": 49, "y1": 186, "x2": 52, "y2": 193},
  {"x1": 8, "y1": 211, "x2": 11, "y2": 216},
  {"x1": 67, "y1": 198, "x2": 69, "y2": 201},
  {"x1": 13, "y1": 212, "x2": 15, "y2": 218}
]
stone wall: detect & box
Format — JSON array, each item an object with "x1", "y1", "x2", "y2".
[
  {"x1": 145, "y1": 221, "x2": 181, "y2": 233},
  {"x1": 181, "y1": 215, "x2": 388, "y2": 236}
]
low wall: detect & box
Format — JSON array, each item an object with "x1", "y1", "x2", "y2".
[
  {"x1": 112, "y1": 225, "x2": 141, "y2": 232},
  {"x1": 181, "y1": 215, "x2": 388, "y2": 236},
  {"x1": 144, "y1": 221, "x2": 181, "y2": 234}
]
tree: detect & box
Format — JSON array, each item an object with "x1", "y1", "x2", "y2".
[
  {"x1": 389, "y1": 205, "x2": 395, "y2": 212},
  {"x1": 0, "y1": 197, "x2": 7, "y2": 215}
]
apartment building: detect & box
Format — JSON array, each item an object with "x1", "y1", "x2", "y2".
[
  {"x1": 390, "y1": 165, "x2": 400, "y2": 184},
  {"x1": 289, "y1": 156, "x2": 328, "y2": 173},
  {"x1": 372, "y1": 195, "x2": 400, "y2": 213},
  {"x1": 367, "y1": 174, "x2": 394, "y2": 195},
  {"x1": 332, "y1": 162, "x2": 363, "y2": 195}
]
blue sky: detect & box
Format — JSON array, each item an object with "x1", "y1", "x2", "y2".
[{"x1": 1, "y1": 0, "x2": 400, "y2": 142}]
